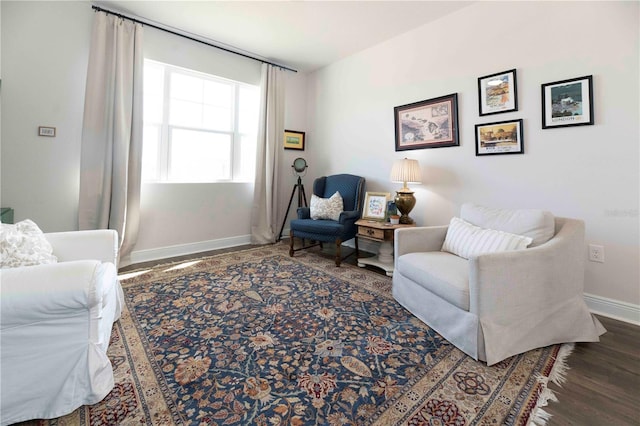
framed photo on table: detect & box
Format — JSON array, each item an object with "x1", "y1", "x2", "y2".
[
  {"x1": 362, "y1": 192, "x2": 391, "y2": 221},
  {"x1": 394, "y1": 93, "x2": 459, "y2": 151},
  {"x1": 475, "y1": 119, "x2": 524, "y2": 156},
  {"x1": 283, "y1": 130, "x2": 305, "y2": 150},
  {"x1": 541, "y1": 75, "x2": 593, "y2": 129},
  {"x1": 478, "y1": 69, "x2": 518, "y2": 116}
]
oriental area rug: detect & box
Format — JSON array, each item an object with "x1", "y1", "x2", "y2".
[{"x1": 28, "y1": 244, "x2": 571, "y2": 426}]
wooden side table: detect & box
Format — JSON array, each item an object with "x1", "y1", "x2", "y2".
[{"x1": 355, "y1": 219, "x2": 415, "y2": 276}]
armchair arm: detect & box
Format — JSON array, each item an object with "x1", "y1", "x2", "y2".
[
  {"x1": 339, "y1": 210, "x2": 360, "y2": 223},
  {"x1": 469, "y1": 218, "x2": 585, "y2": 317},
  {"x1": 45, "y1": 229, "x2": 118, "y2": 266},
  {"x1": 394, "y1": 226, "x2": 449, "y2": 259},
  {"x1": 297, "y1": 207, "x2": 311, "y2": 219},
  {"x1": 1, "y1": 260, "x2": 105, "y2": 328},
  {"x1": 1, "y1": 261, "x2": 118, "y2": 416}
]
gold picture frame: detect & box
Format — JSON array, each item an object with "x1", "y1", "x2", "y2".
[
  {"x1": 362, "y1": 192, "x2": 391, "y2": 221},
  {"x1": 283, "y1": 129, "x2": 305, "y2": 150}
]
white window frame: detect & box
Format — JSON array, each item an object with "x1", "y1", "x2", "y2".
[{"x1": 143, "y1": 59, "x2": 258, "y2": 183}]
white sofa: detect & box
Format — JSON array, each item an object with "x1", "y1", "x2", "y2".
[
  {"x1": 1, "y1": 229, "x2": 124, "y2": 425},
  {"x1": 392, "y1": 203, "x2": 606, "y2": 365}
]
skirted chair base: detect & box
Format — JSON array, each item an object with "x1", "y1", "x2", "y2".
[{"x1": 392, "y1": 203, "x2": 607, "y2": 365}]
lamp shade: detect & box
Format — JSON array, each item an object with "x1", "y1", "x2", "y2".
[{"x1": 390, "y1": 158, "x2": 422, "y2": 191}]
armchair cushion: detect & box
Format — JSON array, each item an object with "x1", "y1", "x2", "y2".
[
  {"x1": 397, "y1": 251, "x2": 470, "y2": 310},
  {"x1": 310, "y1": 191, "x2": 344, "y2": 221},
  {"x1": 290, "y1": 219, "x2": 346, "y2": 238},
  {"x1": 1, "y1": 219, "x2": 57, "y2": 268},
  {"x1": 441, "y1": 217, "x2": 532, "y2": 259}
]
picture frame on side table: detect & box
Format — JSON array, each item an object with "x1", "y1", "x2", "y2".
[
  {"x1": 475, "y1": 119, "x2": 524, "y2": 156},
  {"x1": 283, "y1": 130, "x2": 305, "y2": 150},
  {"x1": 478, "y1": 69, "x2": 518, "y2": 116},
  {"x1": 394, "y1": 93, "x2": 459, "y2": 151},
  {"x1": 541, "y1": 75, "x2": 593, "y2": 129},
  {"x1": 362, "y1": 192, "x2": 391, "y2": 221}
]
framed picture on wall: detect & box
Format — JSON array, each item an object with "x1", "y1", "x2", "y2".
[
  {"x1": 283, "y1": 130, "x2": 305, "y2": 150},
  {"x1": 541, "y1": 75, "x2": 593, "y2": 129},
  {"x1": 394, "y1": 93, "x2": 459, "y2": 151},
  {"x1": 478, "y1": 69, "x2": 518, "y2": 116},
  {"x1": 475, "y1": 119, "x2": 524, "y2": 156},
  {"x1": 362, "y1": 192, "x2": 391, "y2": 221}
]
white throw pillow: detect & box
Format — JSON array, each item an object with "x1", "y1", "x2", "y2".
[
  {"x1": 460, "y1": 203, "x2": 554, "y2": 247},
  {"x1": 0, "y1": 219, "x2": 58, "y2": 268},
  {"x1": 310, "y1": 191, "x2": 344, "y2": 221},
  {"x1": 441, "y1": 217, "x2": 533, "y2": 260}
]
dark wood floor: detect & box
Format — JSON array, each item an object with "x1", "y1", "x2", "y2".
[{"x1": 120, "y1": 243, "x2": 640, "y2": 426}]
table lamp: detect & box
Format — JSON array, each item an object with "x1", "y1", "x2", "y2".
[{"x1": 390, "y1": 158, "x2": 422, "y2": 224}]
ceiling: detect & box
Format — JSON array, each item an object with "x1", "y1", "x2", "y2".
[{"x1": 94, "y1": 1, "x2": 474, "y2": 72}]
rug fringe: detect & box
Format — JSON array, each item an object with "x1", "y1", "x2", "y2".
[{"x1": 527, "y1": 343, "x2": 574, "y2": 426}]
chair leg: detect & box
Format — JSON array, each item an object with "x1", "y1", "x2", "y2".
[
  {"x1": 335, "y1": 239, "x2": 342, "y2": 267},
  {"x1": 289, "y1": 231, "x2": 295, "y2": 257},
  {"x1": 355, "y1": 237, "x2": 360, "y2": 259}
]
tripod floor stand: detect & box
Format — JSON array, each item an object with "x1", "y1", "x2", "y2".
[{"x1": 278, "y1": 176, "x2": 308, "y2": 241}]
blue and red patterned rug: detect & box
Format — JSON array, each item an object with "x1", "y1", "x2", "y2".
[{"x1": 36, "y1": 244, "x2": 571, "y2": 425}]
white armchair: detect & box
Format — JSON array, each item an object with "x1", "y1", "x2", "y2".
[
  {"x1": 1, "y1": 229, "x2": 124, "y2": 425},
  {"x1": 392, "y1": 204, "x2": 606, "y2": 365}
]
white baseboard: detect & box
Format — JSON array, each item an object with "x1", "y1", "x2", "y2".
[
  {"x1": 584, "y1": 293, "x2": 640, "y2": 326},
  {"x1": 124, "y1": 235, "x2": 640, "y2": 326},
  {"x1": 122, "y1": 234, "x2": 252, "y2": 268},
  {"x1": 348, "y1": 240, "x2": 640, "y2": 326}
]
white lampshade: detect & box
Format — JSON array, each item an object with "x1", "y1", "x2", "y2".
[{"x1": 390, "y1": 158, "x2": 422, "y2": 191}]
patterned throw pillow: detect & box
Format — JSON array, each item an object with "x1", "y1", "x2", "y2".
[
  {"x1": 310, "y1": 191, "x2": 344, "y2": 221},
  {"x1": 0, "y1": 219, "x2": 58, "y2": 268},
  {"x1": 441, "y1": 217, "x2": 532, "y2": 260}
]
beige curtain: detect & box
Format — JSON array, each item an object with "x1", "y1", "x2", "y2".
[
  {"x1": 251, "y1": 64, "x2": 286, "y2": 244},
  {"x1": 78, "y1": 12, "x2": 143, "y2": 260}
]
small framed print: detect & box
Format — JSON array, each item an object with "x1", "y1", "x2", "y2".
[
  {"x1": 478, "y1": 69, "x2": 518, "y2": 116},
  {"x1": 541, "y1": 75, "x2": 593, "y2": 129},
  {"x1": 394, "y1": 93, "x2": 459, "y2": 151},
  {"x1": 362, "y1": 192, "x2": 391, "y2": 221},
  {"x1": 38, "y1": 126, "x2": 56, "y2": 137},
  {"x1": 283, "y1": 129, "x2": 305, "y2": 150},
  {"x1": 475, "y1": 119, "x2": 524, "y2": 156}
]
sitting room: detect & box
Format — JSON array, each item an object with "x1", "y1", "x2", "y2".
[{"x1": 1, "y1": 1, "x2": 638, "y2": 425}]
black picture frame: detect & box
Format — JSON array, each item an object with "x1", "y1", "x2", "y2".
[
  {"x1": 541, "y1": 75, "x2": 594, "y2": 129},
  {"x1": 394, "y1": 93, "x2": 459, "y2": 151},
  {"x1": 478, "y1": 69, "x2": 518, "y2": 116},
  {"x1": 475, "y1": 119, "x2": 524, "y2": 156},
  {"x1": 283, "y1": 130, "x2": 305, "y2": 150}
]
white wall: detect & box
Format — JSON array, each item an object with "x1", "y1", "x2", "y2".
[
  {"x1": 133, "y1": 24, "x2": 309, "y2": 262},
  {"x1": 305, "y1": 1, "x2": 639, "y2": 317},
  {"x1": 2, "y1": 1, "x2": 638, "y2": 320},
  {"x1": 1, "y1": 1, "x2": 93, "y2": 232},
  {"x1": 1, "y1": 1, "x2": 308, "y2": 265},
  {"x1": 132, "y1": 25, "x2": 262, "y2": 262}
]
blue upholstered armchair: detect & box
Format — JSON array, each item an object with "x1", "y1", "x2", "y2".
[{"x1": 289, "y1": 174, "x2": 365, "y2": 266}]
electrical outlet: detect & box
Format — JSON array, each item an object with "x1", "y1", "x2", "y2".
[{"x1": 589, "y1": 244, "x2": 605, "y2": 263}]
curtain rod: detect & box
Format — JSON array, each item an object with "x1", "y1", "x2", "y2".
[{"x1": 91, "y1": 5, "x2": 297, "y2": 73}]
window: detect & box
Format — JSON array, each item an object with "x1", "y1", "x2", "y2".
[{"x1": 142, "y1": 60, "x2": 260, "y2": 182}]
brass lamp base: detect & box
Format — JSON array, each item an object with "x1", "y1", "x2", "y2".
[{"x1": 394, "y1": 191, "x2": 416, "y2": 224}]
